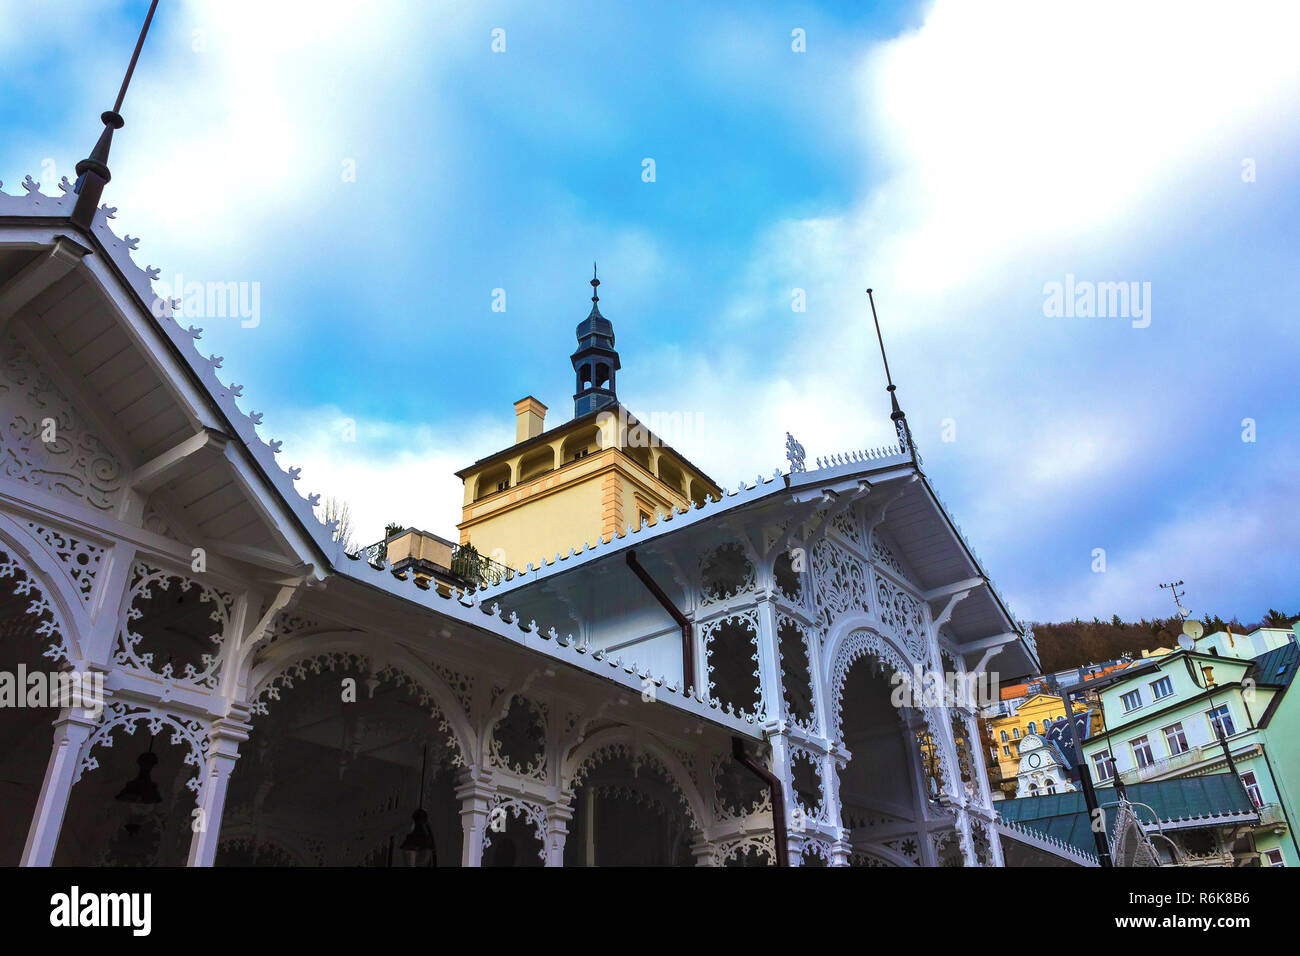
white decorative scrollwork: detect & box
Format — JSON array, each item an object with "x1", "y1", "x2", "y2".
[
  {"x1": 484, "y1": 795, "x2": 549, "y2": 862},
  {"x1": 0, "y1": 334, "x2": 124, "y2": 511},
  {"x1": 874, "y1": 571, "x2": 926, "y2": 661},
  {"x1": 570, "y1": 741, "x2": 705, "y2": 833},
  {"x1": 75, "y1": 701, "x2": 210, "y2": 796},
  {"x1": 114, "y1": 562, "x2": 233, "y2": 688},
  {"x1": 489, "y1": 695, "x2": 547, "y2": 779},
  {"x1": 0, "y1": 547, "x2": 70, "y2": 662},
  {"x1": 699, "y1": 542, "x2": 755, "y2": 607},
  {"x1": 870, "y1": 531, "x2": 906, "y2": 579},
  {"x1": 25, "y1": 521, "x2": 104, "y2": 606},
  {"x1": 810, "y1": 539, "x2": 871, "y2": 630}
]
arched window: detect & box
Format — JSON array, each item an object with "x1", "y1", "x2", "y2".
[{"x1": 1027, "y1": 721, "x2": 1036, "y2": 735}]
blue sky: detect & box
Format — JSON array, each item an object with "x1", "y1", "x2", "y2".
[{"x1": 3, "y1": 0, "x2": 1297, "y2": 625}]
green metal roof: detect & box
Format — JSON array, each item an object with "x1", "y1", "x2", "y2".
[
  {"x1": 1254, "y1": 641, "x2": 1298, "y2": 691},
  {"x1": 997, "y1": 773, "x2": 1258, "y2": 855}
]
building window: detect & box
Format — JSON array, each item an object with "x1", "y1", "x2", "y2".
[
  {"x1": 1012, "y1": 727, "x2": 1020, "y2": 738},
  {"x1": 1003, "y1": 745, "x2": 1011, "y2": 757},
  {"x1": 1130, "y1": 735, "x2": 1155, "y2": 769},
  {"x1": 1241, "y1": 771, "x2": 1264, "y2": 808},
  {"x1": 1027, "y1": 721, "x2": 1036, "y2": 735},
  {"x1": 1121, "y1": 689, "x2": 1143, "y2": 712},
  {"x1": 1000, "y1": 730, "x2": 1009, "y2": 743},
  {"x1": 1150, "y1": 677, "x2": 1174, "y2": 700},
  {"x1": 1091, "y1": 752, "x2": 1115, "y2": 782},
  {"x1": 1163, "y1": 722, "x2": 1189, "y2": 755},
  {"x1": 1207, "y1": 704, "x2": 1235, "y2": 739},
  {"x1": 1264, "y1": 849, "x2": 1284, "y2": 867}
]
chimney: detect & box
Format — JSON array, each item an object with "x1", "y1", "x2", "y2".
[{"x1": 514, "y1": 396, "x2": 547, "y2": 443}]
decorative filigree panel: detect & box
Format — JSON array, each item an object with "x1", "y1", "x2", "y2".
[
  {"x1": 483, "y1": 795, "x2": 548, "y2": 862},
  {"x1": 790, "y1": 748, "x2": 823, "y2": 822},
  {"x1": 773, "y1": 548, "x2": 803, "y2": 605},
  {"x1": 76, "y1": 701, "x2": 210, "y2": 797},
  {"x1": 776, "y1": 614, "x2": 816, "y2": 730},
  {"x1": 0, "y1": 335, "x2": 124, "y2": 511},
  {"x1": 870, "y1": 531, "x2": 906, "y2": 579},
  {"x1": 253, "y1": 651, "x2": 369, "y2": 710},
  {"x1": 810, "y1": 539, "x2": 870, "y2": 630},
  {"x1": 490, "y1": 695, "x2": 547, "y2": 779},
  {"x1": 701, "y1": 610, "x2": 761, "y2": 718},
  {"x1": 25, "y1": 521, "x2": 103, "y2": 607},
  {"x1": 831, "y1": 507, "x2": 865, "y2": 550},
  {"x1": 0, "y1": 547, "x2": 69, "y2": 661},
  {"x1": 114, "y1": 562, "x2": 233, "y2": 688},
  {"x1": 799, "y1": 840, "x2": 831, "y2": 866},
  {"x1": 699, "y1": 542, "x2": 755, "y2": 606},
  {"x1": 711, "y1": 750, "x2": 770, "y2": 821},
  {"x1": 717, "y1": 834, "x2": 775, "y2": 867},
  {"x1": 874, "y1": 572, "x2": 926, "y2": 661},
  {"x1": 881, "y1": 836, "x2": 922, "y2": 865},
  {"x1": 570, "y1": 741, "x2": 704, "y2": 833}
]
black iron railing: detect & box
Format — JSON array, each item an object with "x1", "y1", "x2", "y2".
[
  {"x1": 347, "y1": 536, "x2": 516, "y2": 590},
  {"x1": 450, "y1": 544, "x2": 516, "y2": 589}
]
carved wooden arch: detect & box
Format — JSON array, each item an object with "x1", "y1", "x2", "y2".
[
  {"x1": 247, "y1": 632, "x2": 478, "y2": 768},
  {"x1": 0, "y1": 513, "x2": 86, "y2": 664},
  {"x1": 560, "y1": 726, "x2": 709, "y2": 834},
  {"x1": 824, "y1": 619, "x2": 961, "y2": 804},
  {"x1": 822, "y1": 615, "x2": 913, "y2": 741}
]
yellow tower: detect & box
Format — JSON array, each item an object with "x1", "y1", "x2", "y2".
[{"x1": 454, "y1": 271, "x2": 720, "y2": 572}]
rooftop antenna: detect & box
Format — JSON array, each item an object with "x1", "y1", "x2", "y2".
[
  {"x1": 1160, "y1": 580, "x2": 1195, "y2": 651},
  {"x1": 866, "y1": 288, "x2": 916, "y2": 461},
  {"x1": 71, "y1": 0, "x2": 160, "y2": 229}
]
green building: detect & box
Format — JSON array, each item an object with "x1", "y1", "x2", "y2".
[{"x1": 1080, "y1": 625, "x2": 1299, "y2": 866}]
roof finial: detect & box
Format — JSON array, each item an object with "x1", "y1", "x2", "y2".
[
  {"x1": 590, "y1": 261, "x2": 600, "y2": 305},
  {"x1": 71, "y1": 0, "x2": 160, "y2": 229},
  {"x1": 866, "y1": 288, "x2": 917, "y2": 461}
]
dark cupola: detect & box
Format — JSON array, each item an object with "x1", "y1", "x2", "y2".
[{"x1": 571, "y1": 264, "x2": 621, "y2": 417}]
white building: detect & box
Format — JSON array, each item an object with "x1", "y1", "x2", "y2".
[
  {"x1": 0, "y1": 107, "x2": 1042, "y2": 866},
  {"x1": 1013, "y1": 734, "x2": 1076, "y2": 798}
]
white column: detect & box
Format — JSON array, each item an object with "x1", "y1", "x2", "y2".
[
  {"x1": 21, "y1": 708, "x2": 99, "y2": 866},
  {"x1": 690, "y1": 838, "x2": 717, "y2": 866},
  {"x1": 456, "y1": 773, "x2": 495, "y2": 867},
  {"x1": 187, "y1": 716, "x2": 249, "y2": 867},
  {"x1": 544, "y1": 803, "x2": 571, "y2": 867}
]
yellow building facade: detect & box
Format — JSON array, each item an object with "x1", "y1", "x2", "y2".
[
  {"x1": 455, "y1": 400, "x2": 719, "y2": 571},
  {"x1": 986, "y1": 694, "x2": 1091, "y2": 795}
]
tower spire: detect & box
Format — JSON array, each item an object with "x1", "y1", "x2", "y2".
[
  {"x1": 866, "y1": 288, "x2": 916, "y2": 461},
  {"x1": 71, "y1": 0, "x2": 160, "y2": 229},
  {"x1": 571, "y1": 266, "x2": 620, "y2": 417}
]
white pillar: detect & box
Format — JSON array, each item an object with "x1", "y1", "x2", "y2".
[
  {"x1": 690, "y1": 838, "x2": 717, "y2": 866},
  {"x1": 21, "y1": 708, "x2": 98, "y2": 866},
  {"x1": 544, "y1": 803, "x2": 571, "y2": 867},
  {"x1": 187, "y1": 716, "x2": 249, "y2": 867},
  {"x1": 456, "y1": 773, "x2": 494, "y2": 867}
]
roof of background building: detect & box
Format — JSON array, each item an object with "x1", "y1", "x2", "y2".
[
  {"x1": 1254, "y1": 641, "x2": 1299, "y2": 691},
  {"x1": 997, "y1": 773, "x2": 1258, "y2": 855}
]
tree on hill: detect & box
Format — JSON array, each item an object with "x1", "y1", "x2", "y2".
[{"x1": 1032, "y1": 608, "x2": 1298, "y2": 672}]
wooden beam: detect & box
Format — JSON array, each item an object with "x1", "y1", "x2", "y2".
[
  {"x1": 0, "y1": 235, "x2": 89, "y2": 333},
  {"x1": 923, "y1": 577, "x2": 985, "y2": 602},
  {"x1": 127, "y1": 428, "x2": 228, "y2": 493},
  {"x1": 958, "y1": 631, "x2": 1020, "y2": 654}
]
